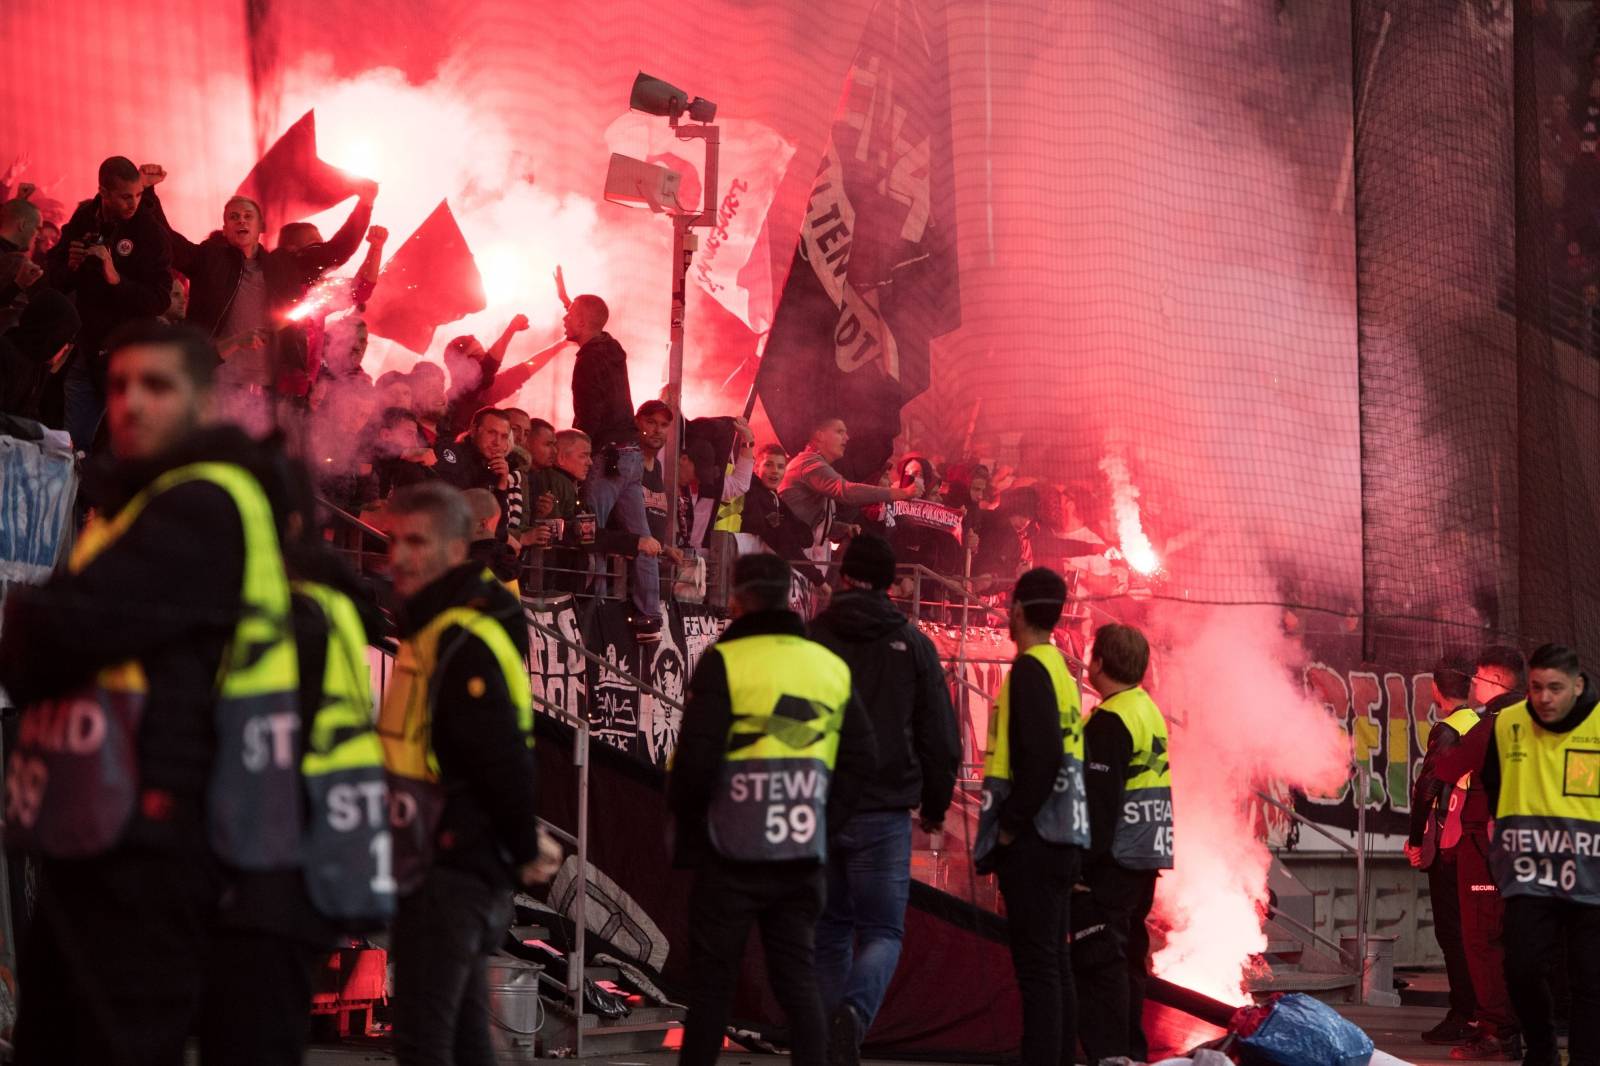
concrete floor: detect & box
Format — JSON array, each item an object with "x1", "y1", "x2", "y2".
[{"x1": 290, "y1": 1000, "x2": 1528, "y2": 1066}]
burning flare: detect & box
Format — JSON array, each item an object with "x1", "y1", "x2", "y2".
[{"x1": 1099, "y1": 452, "x2": 1162, "y2": 576}]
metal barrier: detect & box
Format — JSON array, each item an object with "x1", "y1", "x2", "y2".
[{"x1": 1256, "y1": 766, "x2": 1374, "y2": 1003}]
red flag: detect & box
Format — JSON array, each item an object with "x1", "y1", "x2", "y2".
[
  {"x1": 236, "y1": 110, "x2": 368, "y2": 230},
  {"x1": 365, "y1": 200, "x2": 486, "y2": 354}
]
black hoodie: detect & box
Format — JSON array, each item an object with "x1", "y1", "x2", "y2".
[
  {"x1": 396, "y1": 563, "x2": 542, "y2": 889},
  {"x1": 0, "y1": 425, "x2": 280, "y2": 855},
  {"x1": 809, "y1": 589, "x2": 959, "y2": 820}
]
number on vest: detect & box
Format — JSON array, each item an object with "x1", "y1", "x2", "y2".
[
  {"x1": 763, "y1": 804, "x2": 817, "y2": 845},
  {"x1": 1514, "y1": 856, "x2": 1578, "y2": 892}
]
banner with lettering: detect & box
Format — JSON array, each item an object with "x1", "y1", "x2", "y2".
[
  {"x1": 756, "y1": 0, "x2": 962, "y2": 482},
  {"x1": 577, "y1": 600, "x2": 727, "y2": 767}
]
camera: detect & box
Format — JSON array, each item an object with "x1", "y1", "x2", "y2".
[{"x1": 82, "y1": 232, "x2": 105, "y2": 248}]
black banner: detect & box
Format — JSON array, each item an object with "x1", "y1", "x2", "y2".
[{"x1": 756, "y1": 0, "x2": 962, "y2": 482}]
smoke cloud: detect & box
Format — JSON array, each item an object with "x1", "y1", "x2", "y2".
[{"x1": 1137, "y1": 603, "x2": 1352, "y2": 1004}]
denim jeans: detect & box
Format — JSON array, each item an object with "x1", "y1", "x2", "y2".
[
  {"x1": 63, "y1": 354, "x2": 103, "y2": 452},
  {"x1": 814, "y1": 810, "x2": 913, "y2": 1031},
  {"x1": 583, "y1": 443, "x2": 660, "y2": 619}
]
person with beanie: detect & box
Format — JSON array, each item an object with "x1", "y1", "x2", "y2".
[{"x1": 809, "y1": 535, "x2": 960, "y2": 1064}]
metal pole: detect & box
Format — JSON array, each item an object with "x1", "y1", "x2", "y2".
[
  {"x1": 662, "y1": 123, "x2": 719, "y2": 557},
  {"x1": 572, "y1": 722, "x2": 590, "y2": 1055},
  {"x1": 1355, "y1": 763, "x2": 1369, "y2": 1005}
]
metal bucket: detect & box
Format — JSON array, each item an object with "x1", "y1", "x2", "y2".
[
  {"x1": 1341, "y1": 933, "x2": 1399, "y2": 1007},
  {"x1": 486, "y1": 956, "x2": 544, "y2": 1061}
]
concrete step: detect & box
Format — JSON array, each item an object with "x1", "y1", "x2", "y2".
[
  {"x1": 1247, "y1": 967, "x2": 1360, "y2": 1005},
  {"x1": 540, "y1": 1003, "x2": 685, "y2": 1056}
]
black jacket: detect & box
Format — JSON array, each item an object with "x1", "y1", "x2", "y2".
[
  {"x1": 144, "y1": 188, "x2": 370, "y2": 338},
  {"x1": 997, "y1": 651, "x2": 1066, "y2": 838},
  {"x1": 571, "y1": 332, "x2": 635, "y2": 451},
  {"x1": 435, "y1": 433, "x2": 501, "y2": 493},
  {"x1": 810, "y1": 589, "x2": 958, "y2": 819},
  {"x1": 741, "y1": 484, "x2": 821, "y2": 580},
  {"x1": 1084, "y1": 704, "x2": 1135, "y2": 861},
  {"x1": 46, "y1": 193, "x2": 172, "y2": 369},
  {"x1": 668, "y1": 609, "x2": 878, "y2": 868},
  {"x1": 398, "y1": 563, "x2": 541, "y2": 888},
  {"x1": 0, "y1": 426, "x2": 281, "y2": 855}
]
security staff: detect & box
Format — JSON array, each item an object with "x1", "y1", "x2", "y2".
[
  {"x1": 974, "y1": 567, "x2": 1088, "y2": 1066},
  {"x1": 0, "y1": 320, "x2": 298, "y2": 1065},
  {"x1": 1405, "y1": 654, "x2": 1484, "y2": 1047},
  {"x1": 199, "y1": 473, "x2": 396, "y2": 1066},
  {"x1": 668, "y1": 553, "x2": 877, "y2": 1066},
  {"x1": 1407, "y1": 653, "x2": 1518, "y2": 1058},
  {"x1": 1073, "y1": 622, "x2": 1174, "y2": 1064},
  {"x1": 379, "y1": 482, "x2": 559, "y2": 1066},
  {"x1": 1437, "y1": 644, "x2": 1600, "y2": 1066}
]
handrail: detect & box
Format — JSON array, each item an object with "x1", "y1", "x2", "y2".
[
  {"x1": 1266, "y1": 903, "x2": 1356, "y2": 966},
  {"x1": 317, "y1": 495, "x2": 391, "y2": 544},
  {"x1": 1255, "y1": 789, "x2": 1358, "y2": 857},
  {"x1": 1256, "y1": 765, "x2": 1372, "y2": 1003}
]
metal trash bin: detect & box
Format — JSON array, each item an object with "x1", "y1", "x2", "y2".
[
  {"x1": 1341, "y1": 934, "x2": 1400, "y2": 1007},
  {"x1": 486, "y1": 955, "x2": 544, "y2": 1061}
]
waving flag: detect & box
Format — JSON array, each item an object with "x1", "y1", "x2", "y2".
[
  {"x1": 756, "y1": 0, "x2": 961, "y2": 482},
  {"x1": 365, "y1": 200, "x2": 486, "y2": 354},
  {"x1": 237, "y1": 110, "x2": 370, "y2": 231}
]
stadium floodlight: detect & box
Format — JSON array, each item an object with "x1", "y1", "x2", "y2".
[
  {"x1": 611, "y1": 72, "x2": 721, "y2": 552},
  {"x1": 630, "y1": 73, "x2": 717, "y2": 124},
  {"x1": 603, "y1": 153, "x2": 682, "y2": 213}
]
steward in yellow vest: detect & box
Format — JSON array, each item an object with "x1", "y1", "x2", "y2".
[
  {"x1": 1473, "y1": 644, "x2": 1600, "y2": 1066},
  {"x1": 0, "y1": 322, "x2": 308, "y2": 1063},
  {"x1": 668, "y1": 553, "x2": 877, "y2": 1066},
  {"x1": 379, "y1": 482, "x2": 557, "y2": 1065},
  {"x1": 979, "y1": 568, "x2": 1086, "y2": 1066},
  {"x1": 1074, "y1": 622, "x2": 1173, "y2": 1066}
]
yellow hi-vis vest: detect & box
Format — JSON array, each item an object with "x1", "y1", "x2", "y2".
[
  {"x1": 293, "y1": 580, "x2": 395, "y2": 926},
  {"x1": 7, "y1": 462, "x2": 300, "y2": 866},
  {"x1": 704, "y1": 633, "x2": 852, "y2": 863},
  {"x1": 1435, "y1": 704, "x2": 1483, "y2": 851},
  {"x1": 713, "y1": 463, "x2": 744, "y2": 533},
  {"x1": 975, "y1": 644, "x2": 1088, "y2": 864},
  {"x1": 1095, "y1": 687, "x2": 1175, "y2": 870},
  {"x1": 1491, "y1": 698, "x2": 1600, "y2": 904},
  {"x1": 378, "y1": 581, "x2": 534, "y2": 893}
]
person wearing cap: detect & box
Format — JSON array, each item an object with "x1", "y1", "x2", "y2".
[
  {"x1": 974, "y1": 567, "x2": 1087, "y2": 1066},
  {"x1": 668, "y1": 553, "x2": 877, "y2": 1066},
  {"x1": 809, "y1": 535, "x2": 960, "y2": 1064}
]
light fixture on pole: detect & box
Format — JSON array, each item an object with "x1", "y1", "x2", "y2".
[{"x1": 607, "y1": 72, "x2": 719, "y2": 553}]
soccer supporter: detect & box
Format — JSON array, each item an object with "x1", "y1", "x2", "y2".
[
  {"x1": 47, "y1": 156, "x2": 172, "y2": 447},
  {"x1": 779, "y1": 416, "x2": 915, "y2": 561}
]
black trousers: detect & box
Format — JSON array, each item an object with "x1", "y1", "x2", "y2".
[
  {"x1": 1071, "y1": 860, "x2": 1158, "y2": 1064},
  {"x1": 1504, "y1": 895, "x2": 1600, "y2": 1066},
  {"x1": 1428, "y1": 850, "x2": 1478, "y2": 1021},
  {"x1": 198, "y1": 929, "x2": 321, "y2": 1066},
  {"x1": 14, "y1": 852, "x2": 219, "y2": 1066},
  {"x1": 996, "y1": 834, "x2": 1081, "y2": 1066},
  {"x1": 679, "y1": 857, "x2": 827, "y2": 1066},
  {"x1": 391, "y1": 866, "x2": 515, "y2": 1066}
]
